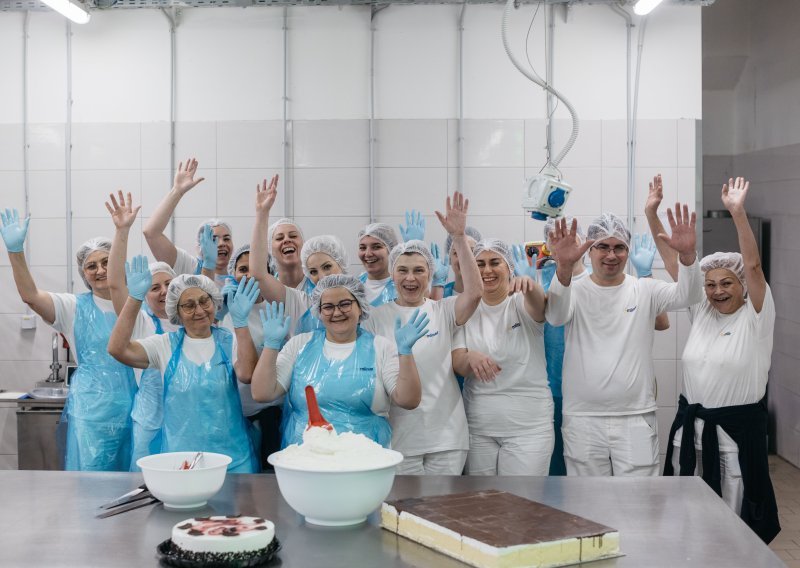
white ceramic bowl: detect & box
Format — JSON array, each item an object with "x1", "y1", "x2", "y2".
[
  {"x1": 137, "y1": 452, "x2": 232, "y2": 510},
  {"x1": 268, "y1": 449, "x2": 403, "y2": 526}
]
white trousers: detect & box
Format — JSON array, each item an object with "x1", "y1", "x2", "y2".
[
  {"x1": 670, "y1": 445, "x2": 744, "y2": 515},
  {"x1": 466, "y1": 427, "x2": 554, "y2": 476},
  {"x1": 396, "y1": 450, "x2": 467, "y2": 475},
  {"x1": 562, "y1": 413, "x2": 660, "y2": 477}
]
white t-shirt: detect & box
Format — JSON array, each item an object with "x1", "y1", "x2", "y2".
[
  {"x1": 362, "y1": 297, "x2": 469, "y2": 455},
  {"x1": 284, "y1": 286, "x2": 313, "y2": 337},
  {"x1": 461, "y1": 293, "x2": 552, "y2": 437},
  {"x1": 137, "y1": 330, "x2": 239, "y2": 383},
  {"x1": 363, "y1": 276, "x2": 392, "y2": 304},
  {"x1": 546, "y1": 260, "x2": 703, "y2": 416},
  {"x1": 173, "y1": 247, "x2": 227, "y2": 288},
  {"x1": 674, "y1": 286, "x2": 776, "y2": 451},
  {"x1": 275, "y1": 332, "x2": 399, "y2": 418},
  {"x1": 221, "y1": 300, "x2": 284, "y2": 415},
  {"x1": 49, "y1": 293, "x2": 151, "y2": 365}
]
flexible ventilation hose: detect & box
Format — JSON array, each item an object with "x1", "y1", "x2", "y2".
[{"x1": 501, "y1": 0, "x2": 579, "y2": 167}]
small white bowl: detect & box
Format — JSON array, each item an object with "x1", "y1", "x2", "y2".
[
  {"x1": 268, "y1": 449, "x2": 403, "y2": 526},
  {"x1": 137, "y1": 452, "x2": 232, "y2": 510}
]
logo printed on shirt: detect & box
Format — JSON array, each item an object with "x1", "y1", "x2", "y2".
[
  {"x1": 425, "y1": 331, "x2": 440, "y2": 339},
  {"x1": 510, "y1": 322, "x2": 521, "y2": 330},
  {"x1": 720, "y1": 331, "x2": 733, "y2": 337},
  {"x1": 359, "y1": 367, "x2": 375, "y2": 371},
  {"x1": 625, "y1": 306, "x2": 637, "y2": 313}
]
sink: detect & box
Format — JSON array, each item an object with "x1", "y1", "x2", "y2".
[{"x1": 29, "y1": 387, "x2": 69, "y2": 400}]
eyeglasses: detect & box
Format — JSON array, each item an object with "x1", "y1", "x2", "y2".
[
  {"x1": 592, "y1": 243, "x2": 629, "y2": 255},
  {"x1": 319, "y1": 299, "x2": 355, "y2": 315},
  {"x1": 179, "y1": 294, "x2": 213, "y2": 314}
]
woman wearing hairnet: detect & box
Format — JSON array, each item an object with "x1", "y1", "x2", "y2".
[
  {"x1": 105, "y1": 192, "x2": 181, "y2": 470},
  {"x1": 357, "y1": 223, "x2": 400, "y2": 306},
  {"x1": 143, "y1": 158, "x2": 235, "y2": 286},
  {"x1": 248, "y1": 180, "x2": 348, "y2": 336},
  {"x1": 451, "y1": 238, "x2": 551, "y2": 476},
  {"x1": 108, "y1": 264, "x2": 262, "y2": 473},
  {"x1": 652, "y1": 178, "x2": 779, "y2": 543},
  {"x1": 361, "y1": 192, "x2": 481, "y2": 474},
  {"x1": 251, "y1": 274, "x2": 429, "y2": 448},
  {"x1": 0, "y1": 209, "x2": 145, "y2": 471},
  {"x1": 434, "y1": 226, "x2": 482, "y2": 299}
]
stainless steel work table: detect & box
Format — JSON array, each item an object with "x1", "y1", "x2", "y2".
[{"x1": 0, "y1": 471, "x2": 783, "y2": 567}]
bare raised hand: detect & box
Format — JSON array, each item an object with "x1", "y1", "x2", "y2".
[
  {"x1": 645, "y1": 174, "x2": 664, "y2": 215},
  {"x1": 548, "y1": 218, "x2": 594, "y2": 268},
  {"x1": 255, "y1": 174, "x2": 279, "y2": 216},
  {"x1": 657, "y1": 202, "x2": 697, "y2": 258},
  {"x1": 104, "y1": 191, "x2": 141, "y2": 230},
  {"x1": 435, "y1": 191, "x2": 468, "y2": 236},
  {"x1": 173, "y1": 158, "x2": 205, "y2": 196},
  {"x1": 721, "y1": 177, "x2": 749, "y2": 215}
]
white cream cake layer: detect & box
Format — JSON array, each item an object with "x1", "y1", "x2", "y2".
[{"x1": 171, "y1": 516, "x2": 275, "y2": 554}]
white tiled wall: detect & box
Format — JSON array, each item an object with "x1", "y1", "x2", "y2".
[{"x1": 0, "y1": 5, "x2": 701, "y2": 469}]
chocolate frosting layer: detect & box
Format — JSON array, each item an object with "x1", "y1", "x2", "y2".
[{"x1": 386, "y1": 490, "x2": 617, "y2": 548}]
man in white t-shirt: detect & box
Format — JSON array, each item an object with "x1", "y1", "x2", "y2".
[{"x1": 546, "y1": 210, "x2": 703, "y2": 477}]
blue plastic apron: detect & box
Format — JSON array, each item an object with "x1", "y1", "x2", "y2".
[
  {"x1": 129, "y1": 307, "x2": 166, "y2": 471},
  {"x1": 161, "y1": 327, "x2": 258, "y2": 473},
  {"x1": 358, "y1": 272, "x2": 397, "y2": 307},
  {"x1": 62, "y1": 293, "x2": 137, "y2": 471},
  {"x1": 282, "y1": 328, "x2": 391, "y2": 448}
]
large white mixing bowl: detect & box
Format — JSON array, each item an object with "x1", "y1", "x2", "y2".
[
  {"x1": 137, "y1": 452, "x2": 232, "y2": 510},
  {"x1": 268, "y1": 448, "x2": 403, "y2": 526}
]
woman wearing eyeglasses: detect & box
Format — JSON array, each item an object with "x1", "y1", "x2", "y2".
[
  {"x1": 251, "y1": 274, "x2": 429, "y2": 449},
  {"x1": 108, "y1": 263, "x2": 262, "y2": 473}
]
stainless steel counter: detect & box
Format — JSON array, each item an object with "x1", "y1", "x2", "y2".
[{"x1": 0, "y1": 471, "x2": 783, "y2": 567}]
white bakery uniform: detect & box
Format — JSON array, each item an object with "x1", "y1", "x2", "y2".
[
  {"x1": 671, "y1": 286, "x2": 775, "y2": 513},
  {"x1": 460, "y1": 293, "x2": 554, "y2": 476},
  {"x1": 362, "y1": 297, "x2": 469, "y2": 475},
  {"x1": 546, "y1": 260, "x2": 703, "y2": 477}
]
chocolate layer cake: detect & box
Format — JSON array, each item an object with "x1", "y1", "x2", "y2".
[{"x1": 381, "y1": 490, "x2": 619, "y2": 568}]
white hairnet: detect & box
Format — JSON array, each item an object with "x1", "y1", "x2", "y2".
[
  {"x1": 195, "y1": 219, "x2": 233, "y2": 246},
  {"x1": 267, "y1": 218, "x2": 305, "y2": 273},
  {"x1": 165, "y1": 274, "x2": 223, "y2": 326},
  {"x1": 228, "y1": 243, "x2": 251, "y2": 276},
  {"x1": 76, "y1": 237, "x2": 112, "y2": 290},
  {"x1": 445, "y1": 226, "x2": 482, "y2": 254},
  {"x1": 309, "y1": 274, "x2": 370, "y2": 322},
  {"x1": 358, "y1": 223, "x2": 399, "y2": 251},
  {"x1": 300, "y1": 235, "x2": 349, "y2": 278},
  {"x1": 473, "y1": 238, "x2": 515, "y2": 277},
  {"x1": 700, "y1": 252, "x2": 747, "y2": 292},
  {"x1": 389, "y1": 240, "x2": 435, "y2": 276},
  {"x1": 149, "y1": 261, "x2": 176, "y2": 279},
  {"x1": 587, "y1": 213, "x2": 631, "y2": 247},
  {"x1": 544, "y1": 217, "x2": 586, "y2": 247}
]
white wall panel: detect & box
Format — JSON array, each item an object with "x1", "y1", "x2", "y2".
[
  {"x1": 0, "y1": 125, "x2": 24, "y2": 170},
  {"x1": 27, "y1": 13, "x2": 68, "y2": 124},
  {"x1": 0, "y1": 14, "x2": 24, "y2": 124},
  {"x1": 374, "y1": 120, "x2": 448, "y2": 168},
  {"x1": 292, "y1": 168, "x2": 370, "y2": 218},
  {"x1": 71, "y1": 123, "x2": 141, "y2": 170}
]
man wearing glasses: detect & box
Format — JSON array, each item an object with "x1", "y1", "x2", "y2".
[{"x1": 545, "y1": 210, "x2": 703, "y2": 477}]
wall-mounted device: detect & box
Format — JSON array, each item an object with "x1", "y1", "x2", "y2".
[{"x1": 523, "y1": 167, "x2": 572, "y2": 221}]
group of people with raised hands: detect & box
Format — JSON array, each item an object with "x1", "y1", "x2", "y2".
[{"x1": 0, "y1": 158, "x2": 777, "y2": 541}]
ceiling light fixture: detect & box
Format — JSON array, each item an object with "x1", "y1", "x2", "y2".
[
  {"x1": 633, "y1": 0, "x2": 665, "y2": 15},
  {"x1": 40, "y1": 0, "x2": 91, "y2": 24}
]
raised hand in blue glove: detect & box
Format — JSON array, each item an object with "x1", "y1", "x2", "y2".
[
  {"x1": 394, "y1": 308, "x2": 430, "y2": 355},
  {"x1": 215, "y1": 276, "x2": 238, "y2": 321},
  {"x1": 539, "y1": 260, "x2": 557, "y2": 292},
  {"x1": 630, "y1": 233, "x2": 657, "y2": 278},
  {"x1": 259, "y1": 301, "x2": 291, "y2": 350},
  {"x1": 199, "y1": 224, "x2": 218, "y2": 270},
  {"x1": 0, "y1": 208, "x2": 31, "y2": 253},
  {"x1": 125, "y1": 255, "x2": 152, "y2": 301},
  {"x1": 399, "y1": 209, "x2": 426, "y2": 242},
  {"x1": 229, "y1": 276, "x2": 261, "y2": 328},
  {"x1": 512, "y1": 244, "x2": 537, "y2": 280},
  {"x1": 430, "y1": 242, "x2": 451, "y2": 287}
]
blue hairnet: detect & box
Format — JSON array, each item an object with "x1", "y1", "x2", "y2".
[
  {"x1": 165, "y1": 274, "x2": 223, "y2": 326},
  {"x1": 309, "y1": 274, "x2": 370, "y2": 322}
]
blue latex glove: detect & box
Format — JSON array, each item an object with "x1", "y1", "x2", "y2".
[
  {"x1": 399, "y1": 209, "x2": 426, "y2": 242},
  {"x1": 539, "y1": 260, "x2": 557, "y2": 292},
  {"x1": 199, "y1": 224, "x2": 218, "y2": 270},
  {"x1": 631, "y1": 233, "x2": 657, "y2": 278},
  {"x1": 0, "y1": 208, "x2": 31, "y2": 253},
  {"x1": 512, "y1": 244, "x2": 537, "y2": 280},
  {"x1": 215, "y1": 276, "x2": 238, "y2": 321},
  {"x1": 430, "y1": 242, "x2": 450, "y2": 287},
  {"x1": 125, "y1": 255, "x2": 152, "y2": 301},
  {"x1": 259, "y1": 301, "x2": 291, "y2": 350},
  {"x1": 394, "y1": 308, "x2": 431, "y2": 355},
  {"x1": 228, "y1": 276, "x2": 261, "y2": 328}
]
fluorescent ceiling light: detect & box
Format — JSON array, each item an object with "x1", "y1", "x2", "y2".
[
  {"x1": 40, "y1": 0, "x2": 91, "y2": 24},
  {"x1": 633, "y1": 0, "x2": 665, "y2": 15}
]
